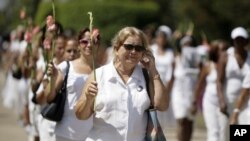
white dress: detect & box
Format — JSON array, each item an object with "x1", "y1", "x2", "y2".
[
  {"x1": 1, "y1": 40, "x2": 29, "y2": 117},
  {"x1": 55, "y1": 61, "x2": 93, "y2": 141},
  {"x1": 202, "y1": 62, "x2": 227, "y2": 141},
  {"x1": 86, "y1": 61, "x2": 150, "y2": 141},
  {"x1": 151, "y1": 44, "x2": 176, "y2": 129},
  {"x1": 172, "y1": 55, "x2": 199, "y2": 119}
]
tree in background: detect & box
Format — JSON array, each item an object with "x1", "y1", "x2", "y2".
[
  {"x1": 35, "y1": 0, "x2": 159, "y2": 46},
  {"x1": 0, "y1": 0, "x2": 41, "y2": 34},
  {"x1": 1, "y1": 0, "x2": 250, "y2": 45}
]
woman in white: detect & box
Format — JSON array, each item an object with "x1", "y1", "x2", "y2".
[
  {"x1": 172, "y1": 35, "x2": 200, "y2": 141},
  {"x1": 217, "y1": 27, "x2": 250, "y2": 140},
  {"x1": 34, "y1": 35, "x2": 66, "y2": 141},
  {"x1": 46, "y1": 28, "x2": 100, "y2": 141},
  {"x1": 151, "y1": 25, "x2": 175, "y2": 129},
  {"x1": 192, "y1": 40, "x2": 229, "y2": 141},
  {"x1": 75, "y1": 27, "x2": 169, "y2": 141},
  {"x1": 217, "y1": 27, "x2": 250, "y2": 121}
]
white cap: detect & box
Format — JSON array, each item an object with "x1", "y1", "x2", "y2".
[
  {"x1": 156, "y1": 25, "x2": 172, "y2": 41},
  {"x1": 231, "y1": 27, "x2": 249, "y2": 39},
  {"x1": 180, "y1": 36, "x2": 192, "y2": 46}
]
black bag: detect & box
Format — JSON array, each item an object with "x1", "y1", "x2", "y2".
[
  {"x1": 142, "y1": 69, "x2": 167, "y2": 141},
  {"x1": 12, "y1": 65, "x2": 22, "y2": 79},
  {"x1": 41, "y1": 61, "x2": 70, "y2": 122}
]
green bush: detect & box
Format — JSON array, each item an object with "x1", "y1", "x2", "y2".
[{"x1": 35, "y1": 0, "x2": 159, "y2": 46}]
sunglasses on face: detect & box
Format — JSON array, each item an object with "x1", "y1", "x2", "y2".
[
  {"x1": 66, "y1": 49, "x2": 77, "y2": 53},
  {"x1": 123, "y1": 44, "x2": 145, "y2": 52},
  {"x1": 79, "y1": 39, "x2": 90, "y2": 45}
]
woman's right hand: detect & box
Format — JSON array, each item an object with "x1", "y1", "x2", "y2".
[
  {"x1": 85, "y1": 81, "x2": 98, "y2": 100},
  {"x1": 220, "y1": 102, "x2": 229, "y2": 117},
  {"x1": 190, "y1": 102, "x2": 198, "y2": 116},
  {"x1": 47, "y1": 61, "x2": 58, "y2": 78}
]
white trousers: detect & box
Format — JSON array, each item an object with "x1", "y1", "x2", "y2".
[{"x1": 38, "y1": 115, "x2": 56, "y2": 141}]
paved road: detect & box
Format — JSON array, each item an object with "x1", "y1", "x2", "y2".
[{"x1": 0, "y1": 69, "x2": 206, "y2": 141}]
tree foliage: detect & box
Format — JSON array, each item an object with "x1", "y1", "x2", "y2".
[
  {"x1": 172, "y1": 0, "x2": 250, "y2": 41},
  {"x1": 1, "y1": 0, "x2": 250, "y2": 43},
  {"x1": 35, "y1": 0, "x2": 158, "y2": 45}
]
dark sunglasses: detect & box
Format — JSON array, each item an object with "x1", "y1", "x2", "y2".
[
  {"x1": 123, "y1": 44, "x2": 145, "y2": 52},
  {"x1": 79, "y1": 39, "x2": 90, "y2": 45},
  {"x1": 66, "y1": 49, "x2": 77, "y2": 53}
]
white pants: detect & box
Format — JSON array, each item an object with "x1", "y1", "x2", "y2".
[
  {"x1": 203, "y1": 99, "x2": 228, "y2": 141},
  {"x1": 38, "y1": 115, "x2": 56, "y2": 141}
]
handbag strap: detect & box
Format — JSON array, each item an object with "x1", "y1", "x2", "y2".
[
  {"x1": 62, "y1": 61, "x2": 70, "y2": 88},
  {"x1": 142, "y1": 68, "x2": 153, "y2": 108}
]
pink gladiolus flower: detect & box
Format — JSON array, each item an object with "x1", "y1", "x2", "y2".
[
  {"x1": 43, "y1": 38, "x2": 52, "y2": 50},
  {"x1": 47, "y1": 24, "x2": 56, "y2": 32},
  {"x1": 92, "y1": 28, "x2": 100, "y2": 44},
  {"x1": 20, "y1": 9, "x2": 26, "y2": 20},
  {"x1": 24, "y1": 31, "x2": 32, "y2": 43},
  {"x1": 32, "y1": 26, "x2": 40, "y2": 35},
  {"x1": 92, "y1": 28, "x2": 100, "y2": 38}
]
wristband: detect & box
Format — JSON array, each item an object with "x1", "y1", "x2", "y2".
[{"x1": 233, "y1": 108, "x2": 240, "y2": 113}]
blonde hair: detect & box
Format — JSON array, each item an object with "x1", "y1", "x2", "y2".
[{"x1": 112, "y1": 27, "x2": 149, "y2": 51}]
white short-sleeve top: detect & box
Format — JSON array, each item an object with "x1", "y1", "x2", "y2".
[
  {"x1": 55, "y1": 61, "x2": 93, "y2": 140},
  {"x1": 86, "y1": 61, "x2": 150, "y2": 141},
  {"x1": 224, "y1": 47, "x2": 250, "y2": 103}
]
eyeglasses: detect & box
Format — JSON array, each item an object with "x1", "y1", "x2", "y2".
[
  {"x1": 79, "y1": 39, "x2": 90, "y2": 45},
  {"x1": 123, "y1": 44, "x2": 145, "y2": 52},
  {"x1": 66, "y1": 49, "x2": 77, "y2": 53}
]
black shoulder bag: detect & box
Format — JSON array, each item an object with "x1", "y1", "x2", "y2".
[
  {"x1": 142, "y1": 68, "x2": 167, "y2": 141},
  {"x1": 41, "y1": 61, "x2": 70, "y2": 122}
]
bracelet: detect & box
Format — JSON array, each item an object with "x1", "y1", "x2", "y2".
[
  {"x1": 233, "y1": 108, "x2": 240, "y2": 113},
  {"x1": 153, "y1": 74, "x2": 160, "y2": 80}
]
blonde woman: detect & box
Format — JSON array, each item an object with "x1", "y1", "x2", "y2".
[{"x1": 75, "y1": 27, "x2": 169, "y2": 141}]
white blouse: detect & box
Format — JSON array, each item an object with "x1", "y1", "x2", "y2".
[
  {"x1": 225, "y1": 47, "x2": 250, "y2": 103},
  {"x1": 86, "y1": 61, "x2": 150, "y2": 141}
]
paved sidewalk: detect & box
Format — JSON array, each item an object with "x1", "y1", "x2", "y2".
[
  {"x1": 0, "y1": 101, "x2": 28, "y2": 141},
  {"x1": 0, "y1": 69, "x2": 28, "y2": 141},
  {"x1": 165, "y1": 127, "x2": 207, "y2": 141}
]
